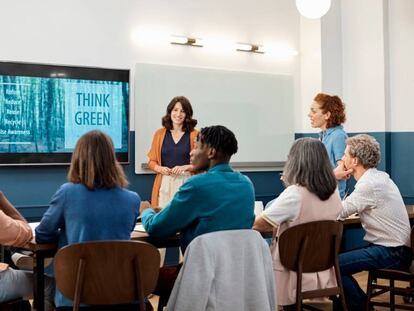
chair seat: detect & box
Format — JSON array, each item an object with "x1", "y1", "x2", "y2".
[
  {"x1": 366, "y1": 226, "x2": 414, "y2": 311},
  {"x1": 371, "y1": 268, "x2": 414, "y2": 282},
  {"x1": 367, "y1": 268, "x2": 414, "y2": 305}
]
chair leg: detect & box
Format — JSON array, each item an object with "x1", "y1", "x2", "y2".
[
  {"x1": 366, "y1": 272, "x2": 374, "y2": 311},
  {"x1": 157, "y1": 294, "x2": 168, "y2": 311},
  {"x1": 390, "y1": 279, "x2": 395, "y2": 311}
]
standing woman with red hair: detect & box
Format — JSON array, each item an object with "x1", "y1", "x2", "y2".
[{"x1": 308, "y1": 93, "x2": 348, "y2": 198}]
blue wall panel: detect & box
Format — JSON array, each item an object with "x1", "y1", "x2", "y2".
[
  {"x1": 0, "y1": 131, "x2": 284, "y2": 220},
  {"x1": 3, "y1": 130, "x2": 412, "y2": 220},
  {"x1": 390, "y1": 132, "x2": 414, "y2": 204}
]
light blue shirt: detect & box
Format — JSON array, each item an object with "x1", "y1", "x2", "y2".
[
  {"x1": 320, "y1": 125, "x2": 348, "y2": 198},
  {"x1": 141, "y1": 163, "x2": 255, "y2": 252}
]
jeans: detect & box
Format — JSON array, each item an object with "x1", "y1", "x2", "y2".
[
  {"x1": 339, "y1": 244, "x2": 412, "y2": 311},
  {"x1": 0, "y1": 268, "x2": 55, "y2": 311}
]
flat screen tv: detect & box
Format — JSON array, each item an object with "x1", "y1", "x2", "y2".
[{"x1": 0, "y1": 61, "x2": 129, "y2": 165}]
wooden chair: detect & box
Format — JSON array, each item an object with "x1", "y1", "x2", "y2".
[
  {"x1": 54, "y1": 240, "x2": 160, "y2": 311},
  {"x1": 278, "y1": 220, "x2": 347, "y2": 311},
  {"x1": 366, "y1": 227, "x2": 414, "y2": 311}
]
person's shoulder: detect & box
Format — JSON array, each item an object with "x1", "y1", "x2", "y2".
[
  {"x1": 355, "y1": 169, "x2": 382, "y2": 190},
  {"x1": 154, "y1": 127, "x2": 166, "y2": 136},
  {"x1": 59, "y1": 182, "x2": 82, "y2": 192},
  {"x1": 53, "y1": 182, "x2": 86, "y2": 199},
  {"x1": 367, "y1": 169, "x2": 391, "y2": 185},
  {"x1": 189, "y1": 128, "x2": 199, "y2": 140},
  {"x1": 238, "y1": 172, "x2": 254, "y2": 184},
  {"x1": 118, "y1": 187, "x2": 141, "y2": 201},
  {"x1": 285, "y1": 184, "x2": 302, "y2": 193},
  {"x1": 332, "y1": 126, "x2": 347, "y2": 138},
  {"x1": 184, "y1": 172, "x2": 205, "y2": 185},
  {"x1": 280, "y1": 184, "x2": 303, "y2": 199}
]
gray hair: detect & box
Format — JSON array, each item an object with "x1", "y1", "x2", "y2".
[
  {"x1": 283, "y1": 138, "x2": 337, "y2": 201},
  {"x1": 346, "y1": 134, "x2": 380, "y2": 169}
]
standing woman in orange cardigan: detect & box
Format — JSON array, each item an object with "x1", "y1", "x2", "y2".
[{"x1": 148, "y1": 96, "x2": 198, "y2": 208}]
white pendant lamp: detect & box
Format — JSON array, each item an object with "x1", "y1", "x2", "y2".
[{"x1": 295, "y1": 0, "x2": 332, "y2": 19}]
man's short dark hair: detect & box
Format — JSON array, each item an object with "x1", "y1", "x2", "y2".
[{"x1": 198, "y1": 125, "x2": 238, "y2": 157}]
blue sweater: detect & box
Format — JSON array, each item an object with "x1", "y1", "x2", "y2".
[
  {"x1": 141, "y1": 163, "x2": 255, "y2": 251},
  {"x1": 35, "y1": 182, "x2": 140, "y2": 307}
]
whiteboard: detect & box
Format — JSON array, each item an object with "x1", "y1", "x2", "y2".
[{"x1": 134, "y1": 63, "x2": 294, "y2": 174}]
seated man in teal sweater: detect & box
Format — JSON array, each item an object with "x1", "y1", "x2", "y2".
[{"x1": 140, "y1": 125, "x2": 255, "y2": 252}]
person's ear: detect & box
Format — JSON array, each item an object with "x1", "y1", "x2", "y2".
[
  {"x1": 324, "y1": 111, "x2": 331, "y2": 121},
  {"x1": 351, "y1": 157, "x2": 358, "y2": 167},
  {"x1": 207, "y1": 147, "x2": 216, "y2": 159}
]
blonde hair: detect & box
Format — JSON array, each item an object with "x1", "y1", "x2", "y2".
[
  {"x1": 68, "y1": 130, "x2": 128, "y2": 190},
  {"x1": 346, "y1": 134, "x2": 381, "y2": 169}
]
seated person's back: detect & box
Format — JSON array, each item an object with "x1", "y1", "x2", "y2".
[
  {"x1": 253, "y1": 138, "x2": 342, "y2": 308},
  {"x1": 35, "y1": 130, "x2": 140, "y2": 308},
  {"x1": 36, "y1": 183, "x2": 139, "y2": 246}
]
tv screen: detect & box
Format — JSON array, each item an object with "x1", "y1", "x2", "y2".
[{"x1": 0, "y1": 61, "x2": 129, "y2": 165}]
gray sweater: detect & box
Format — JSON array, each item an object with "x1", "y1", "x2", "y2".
[{"x1": 166, "y1": 229, "x2": 277, "y2": 311}]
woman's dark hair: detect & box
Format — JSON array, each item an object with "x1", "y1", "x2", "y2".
[
  {"x1": 314, "y1": 93, "x2": 346, "y2": 128},
  {"x1": 283, "y1": 138, "x2": 337, "y2": 201},
  {"x1": 198, "y1": 125, "x2": 238, "y2": 158},
  {"x1": 161, "y1": 96, "x2": 197, "y2": 131},
  {"x1": 68, "y1": 130, "x2": 128, "y2": 190}
]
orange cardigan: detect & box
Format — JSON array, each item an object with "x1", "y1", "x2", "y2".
[{"x1": 147, "y1": 127, "x2": 198, "y2": 207}]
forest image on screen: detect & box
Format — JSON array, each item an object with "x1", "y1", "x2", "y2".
[{"x1": 0, "y1": 75, "x2": 129, "y2": 153}]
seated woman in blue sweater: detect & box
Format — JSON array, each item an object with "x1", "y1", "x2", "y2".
[{"x1": 35, "y1": 130, "x2": 140, "y2": 309}]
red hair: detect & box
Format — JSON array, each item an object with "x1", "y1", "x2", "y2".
[{"x1": 314, "y1": 93, "x2": 346, "y2": 128}]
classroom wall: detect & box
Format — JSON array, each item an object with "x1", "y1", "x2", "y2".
[
  {"x1": 0, "y1": 0, "x2": 296, "y2": 218},
  {"x1": 1, "y1": 0, "x2": 414, "y2": 218}
]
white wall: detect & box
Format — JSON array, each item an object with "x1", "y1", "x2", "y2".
[
  {"x1": 341, "y1": 0, "x2": 387, "y2": 132},
  {"x1": 321, "y1": 0, "x2": 342, "y2": 97},
  {"x1": 388, "y1": 0, "x2": 414, "y2": 132},
  {"x1": 0, "y1": 0, "x2": 301, "y2": 130},
  {"x1": 297, "y1": 17, "x2": 322, "y2": 134},
  {"x1": 318, "y1": 0, "x2": 414, "y2": 134}
]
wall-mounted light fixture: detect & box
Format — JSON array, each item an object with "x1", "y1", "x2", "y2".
[
  {"x1": 170, "y1": 35, "x2": 203, "y2": 47},
  {"x1": 236, "y1": 43, "x2": 264, "y2": 54}
]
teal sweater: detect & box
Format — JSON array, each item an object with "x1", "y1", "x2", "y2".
[{"x1": 142, "y1": 163, "x2": 255, "y2": 251}]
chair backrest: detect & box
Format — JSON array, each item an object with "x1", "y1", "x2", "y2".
[
  {"x1": 54, "y1": 240, "x2": 160, "y2": 308},
  {"x1": 278, "y1": 220, "x2": 343, "y2": 273},
  {"x1": 166, "y1": 229, "x2": 277, "y2": 311}
]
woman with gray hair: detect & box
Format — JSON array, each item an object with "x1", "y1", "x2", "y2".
[{"x1": 253, "y1": 138, "x2": 342, "y2": 310}]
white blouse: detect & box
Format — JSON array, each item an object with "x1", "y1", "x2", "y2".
[{"x1": 261, "y1": 185, "x2": 302, "y2": 228}]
